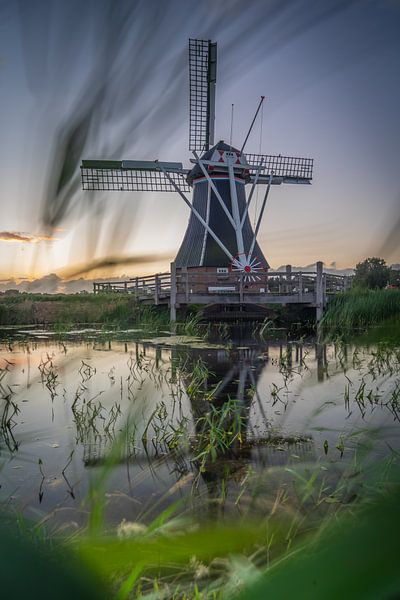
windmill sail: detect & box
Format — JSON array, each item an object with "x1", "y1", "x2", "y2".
[
  {"x1": 245, "y1": 153, "x2": 313, "y2": 184},
  {"x1": 81, "y1": 160, "x2": 190, "y2": 192},
  {"x1": 189, "y1": 38, "x2": 217, "y2": 152}
]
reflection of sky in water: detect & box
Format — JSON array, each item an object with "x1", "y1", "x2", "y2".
[{"x1": 0, "y1": 335, "x2": 398, "y2": 526}]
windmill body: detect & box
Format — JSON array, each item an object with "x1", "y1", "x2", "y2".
[{"x1": 176, "y1": 141, "x2": 268, "y2": 272}]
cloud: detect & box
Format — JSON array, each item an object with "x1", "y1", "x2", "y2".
[
  {"x1": 0, "y1": 273, "x2": 131, "y2": 294},
  {"x1": 274, "y1": 262, "x2": 354, "y2": 276},
  {"x1": 60, "y1": 253, "x2": 171, "y2": 278},
  {"x1": 25, "y1": 273, "x2": 61, "y2": 293},
  {"x1": 0, "y1": 231, "x2": 56, "y2": 243}
]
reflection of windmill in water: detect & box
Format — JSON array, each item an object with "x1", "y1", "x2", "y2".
[
  {"x1": 78, "y1": 340, "x2": 315, "y2": 520},
  {"x1": 168, "y1": 343, "x2": 314, "y2": 518},
  {"x1": 79, "y1": 340, "x2": 314, "y2": 457},
  {"x1": 81, "y1": 39, "x2": 313, "y2": 299},
  {"x1": 180, "y1": 344, "x2": 315, "y2": 497}
]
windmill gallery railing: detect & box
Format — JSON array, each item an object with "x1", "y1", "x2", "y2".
[{"x1": 93, "y1": 263, "x2": 352, "y2": 321}]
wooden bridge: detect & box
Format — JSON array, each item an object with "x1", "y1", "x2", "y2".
[{"x1": 93, "y1": 261, "x2": 351, "y2": 322}]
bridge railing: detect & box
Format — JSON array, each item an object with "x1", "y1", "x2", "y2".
[
  {"x1": 93, "y1": 268, "x2": 352, "y2": 300},
  {"x1": 93, "y1": 272, "x2": 171, "y2": 304},
  {"x1": 174, "y1": 269, "x2": 351, "y2": 298}
]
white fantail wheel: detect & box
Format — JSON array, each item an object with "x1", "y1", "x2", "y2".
[{"x1": 230, "y1": 253, "x2": 264, "y2": 283}]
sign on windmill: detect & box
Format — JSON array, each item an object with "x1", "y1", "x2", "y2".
[{"x1": 80, "y1": 38, "x2": 313, "y2": 290}]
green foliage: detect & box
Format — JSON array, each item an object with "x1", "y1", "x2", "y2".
[
  {"x1": 239, "y1": 489, "x2": 400, "y2": 600},
  {"x1": 389, "y1": 267, "x2": 400, "y2": 286},
  {"x1": 0, "y1": 519, "x2": 108, "y2": 599},
  {"x1": 193, "y1": 399, "x2": 246, "y2": 470},
  {"x1": 77, "y1": 524, "x2": 271, "y2": 579},
  {"x1": 321, "y1": 288, "x2": 400, "y2": 330},
  {"x1": 353, "y1": 257, "x2": 390, "y2": 289},
  {"x1": 2, "y1": 470, "x2": 400, "y2": 599}
]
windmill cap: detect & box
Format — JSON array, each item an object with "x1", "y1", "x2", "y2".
[{"x1": 187, "y1": 141, "x2": 249, "y2": 184}]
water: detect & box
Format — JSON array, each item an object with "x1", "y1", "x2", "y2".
[{"x1": 0, "y1": 327, "x2": 399, "y2": 532}]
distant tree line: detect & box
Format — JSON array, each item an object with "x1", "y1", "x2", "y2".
[{"x1": 353, "y1": 257, "x2": 400, "y2": 289}]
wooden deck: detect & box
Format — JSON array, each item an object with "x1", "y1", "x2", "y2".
[{"x1": 93, "y1": 261, "x2": 352, "y2": 322}]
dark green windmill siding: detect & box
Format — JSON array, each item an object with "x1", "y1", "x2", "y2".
[
  {"x1": 175, "y1": 179, "x2": 208, "y2": 267},
  {"x1": 175, "y1": 178, "x2": 268, "y2": 268}
]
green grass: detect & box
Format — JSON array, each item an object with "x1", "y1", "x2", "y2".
[
  {"x1": 321, "y1": 288, "x2": 400, "y2": 331},
  {"x1": 2, "y1": 456, "x2": 399, "y2": 599},
  {"x1": 0, "y1": 292, "x2": 171, "y2": 328}
]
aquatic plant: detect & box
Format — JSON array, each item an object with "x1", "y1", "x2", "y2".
[{"x1": 192, "y1": 398, "x2": 246, "y2": 473}]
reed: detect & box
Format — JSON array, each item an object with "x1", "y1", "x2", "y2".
[
  {"x1": 321, "y1": 288, "x2": 400, "y2": 330},
  {"x1": 0, "y1": 292, "x2": 171, "y2": 328}
]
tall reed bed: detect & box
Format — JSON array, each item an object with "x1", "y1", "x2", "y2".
[{"x1": 321, "y1": 288, "x2": 400, "y2": 330}]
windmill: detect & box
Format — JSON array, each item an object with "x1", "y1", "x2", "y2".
[{"x1": 81, "y1": 39, "x2": 313, "y2": 284}]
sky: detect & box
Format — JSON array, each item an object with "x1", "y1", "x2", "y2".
[{"x1": 0, "y1": 0, "x2": 399, "y2": 287}]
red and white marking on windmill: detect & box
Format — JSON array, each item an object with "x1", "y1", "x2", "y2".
[{"x1": 210, "y1": 148, "x2": 248, "y2": 167}]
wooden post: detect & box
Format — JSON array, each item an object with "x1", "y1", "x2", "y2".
[
  {"x1": 135, "y1": 277, "x2": 139, "y2": 296},
  {"x1": 286, "y1": 264, "x2": 292, "y2": 294},
  {"x1": 170, "y1": 262, "x2": 177, "y2": 323},
  {"x1": 155, "y1": 345, "x2": 161, "y2": 368},
  {"x1": 298, "y1": 271, "x2": 303, "y2": 300},
  {"x1": 124, "y1": 281, "x2": 127, "y2": 293},
  {"x1": 316, "y1": 261, "x2": 324, "y2": 322},
  {"x1": 316, "y1": 342, "x2": 324, "y2": 382},
  {"x1": 287, "y1": 342, "x2": 293, "y2": 365},
  {"x1": 154, "y1": 274, "x2": 159, "y2": 305},
  {"x1": 186, "y1": 269, "x2": 190, "y2": 303},
  {"x1": 239, "y1": 273, "x2": 244, "y2": 303}
]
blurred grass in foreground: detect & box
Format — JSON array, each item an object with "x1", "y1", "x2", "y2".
[
  {"x1": 1, "y1": 452, "x2": 399, "y2": 599},
  {"x1": 1, "y1": 482, "x2": 399, "y2": 599}
]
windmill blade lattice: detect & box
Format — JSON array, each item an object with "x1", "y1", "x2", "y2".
[
  {"x1": 245, "y1": 153, "x2": 313, "y2": 182},
  {"x1": 189, "y1": 38, "x2": 217, "y2": 152},
  {"x1": 81, "y1": 160, "x2": 191, "y2": 192}
]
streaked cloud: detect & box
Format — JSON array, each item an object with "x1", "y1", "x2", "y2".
[
  {"x1": 60, "y1": 252, "x2": 171, "y2": 278},
  {"x1": 0, "y1": 231, "x2": 57, "y2": 243}
]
